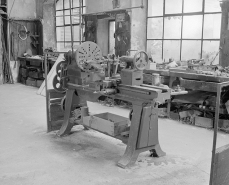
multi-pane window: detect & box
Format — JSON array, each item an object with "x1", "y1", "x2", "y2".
[
  {"x1": 56, "y1": 0, "x2": 86, "y2": 51},
  {"x1": 147, "y1": 0, "x2": 221, "y2": 64}
]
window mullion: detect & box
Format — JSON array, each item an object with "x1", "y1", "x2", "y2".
[
  {"x1": 180, "y1": 0, "x2": 184, "y2": 60},
  {"x1": 162, "y1": 0, "x2": 165, "y2": 61},
  {"x1": 63, "y1": 0, "x2": 66, "y2": 47}
]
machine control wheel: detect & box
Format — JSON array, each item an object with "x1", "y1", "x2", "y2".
[
  {"x1": 52, "y1": 74, "x2": 66, "y2": 93},
  {"x1": 133, "y1": 51, "x2": 149, "y2": 71}
]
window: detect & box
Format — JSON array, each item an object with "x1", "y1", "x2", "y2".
[
  {"x1": 56, "y1": 0, "x2": 86, "y2": 51},
  {"x1": 147, "y1": 0, "x2": 221, "y2": 64}
]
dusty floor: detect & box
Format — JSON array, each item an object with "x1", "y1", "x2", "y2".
[{"x1": 0, "y1": 84, "x2": 229, "y2": 185}]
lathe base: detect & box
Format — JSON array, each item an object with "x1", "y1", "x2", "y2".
[{"x1": 57, "y1": 88, "x2": 166, "y2": 168}]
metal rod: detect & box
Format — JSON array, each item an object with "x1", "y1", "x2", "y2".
[
  {"x1": 209, "y1": 84, "x2": 221, "y2": 185},
  {"x1": 9, "y1": 18, "x2": 41, "y2": 21},
  {"x1": 200, "y1": 0, "x2": 206, "y2": 59},
  {"x1": 79, "y1": 0, "x2": 82, "y2": 44},
  {"x1": 44, "y1": 53, "x2": 50, "y2": 132},
  {"x1": 147, "y1": 11, "x2": 221, "y2": 18},
  {"x1": 69, "y1": 0, "x2": 74, "y2": 53},
  {"x1": 55, "y1": 14, "x2": 82, "y2": 17},
  {"x1": 45, "y1": 51, "x2": 68, "y2": 54}
]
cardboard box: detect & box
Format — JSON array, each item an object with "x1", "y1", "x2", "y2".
[
  {"x1": 83, "y1": 112, "x2": 129, "y2": 136},
  {"x1": 170, "y1": 112, "x2": 179, "y2": 120},
  {"x1": 195, "y1": 116, "x2": 213, "y2": 128},
  {"x1": 36, "y1": 80, "x2": 43, "y2": 87},
  {"x1": 21, "y1": 68, "x2": 29, "y2": 77}
]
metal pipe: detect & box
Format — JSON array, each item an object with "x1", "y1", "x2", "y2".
[
  {"x1": 69, "y1": 0, "x2": 74, "y2": 53},
  {"x1": 79, "y1": 0, "x2": 82, "y2": 44},
  {"x1": 209, "y1": 84, "x2": 221, "y2": 185},
  {"x1": 44, "y1": 53, "x2": 50, "y2": 132}
]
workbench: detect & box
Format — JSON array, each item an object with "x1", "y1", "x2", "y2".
[
  {"x1": 144, "y1": 68, "x2": 229, "y2": 129},
  {"x1": 18, "y1": 56, "x2": 55, "y2": 86}
]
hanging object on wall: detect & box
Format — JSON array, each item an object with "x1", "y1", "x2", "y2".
[
  {"x1": 114, "y1": 12, "x2": 130, "y2": 57},
  {"x1": 83, "y1": 15, "x2": 97, "y2": 43},
  {"x1": 18, "y1": 24, "x2": 29, "y2": 40},
  {"x1": 112, "y1": 0, "x2": 120, "y2": 9}
]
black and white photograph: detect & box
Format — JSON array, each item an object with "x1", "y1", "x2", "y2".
[{"x1": 0, "y1": 0, "x2": 228, "y2": 184}]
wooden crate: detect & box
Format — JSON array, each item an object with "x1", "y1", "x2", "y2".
[
  {"x1": 29, "y1": 71, "x2": 43, "y2": 79},
  {"x1": 21, "y1": 67, "x2": 29, "y2": 77},
  {"x1": 83, "y1": 112, "x2": 129, "y2": 136}
]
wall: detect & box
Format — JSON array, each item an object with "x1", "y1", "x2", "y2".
[
  {"x1": 86, "y1": 0, "x2": 131, "y2": 13},
  {"x1": 86, "y1": 0, "x2": 147, "y2": 55},
  {"x1": 8, "y1": 0, "x2": 37, "y2": 19},
  {"x1": 43, "y1": 0, "x2": 56, "y2": 49},
  {"x1": 130, "y1": 0, "x2": 147, "y2": 54},
  {"x1": 36, "y1": 0, "x2": 44, "y2": 19},
  {"x1": 97, "y1": 19, "x2": 109, "y2": 56}
]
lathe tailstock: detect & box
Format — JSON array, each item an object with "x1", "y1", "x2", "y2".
[{"x1": 52, "y1": 41, "x2": 171, "y2": 168}]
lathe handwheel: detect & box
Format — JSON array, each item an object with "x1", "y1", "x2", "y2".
[
  {"x1": 133, "y1": 51, "x2": 149, "y2": 71},
  {"x1": 52, "y1": 74, "x2": 66, "y2": 93}
]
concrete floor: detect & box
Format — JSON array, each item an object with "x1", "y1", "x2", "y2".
[{"x1": 1, "y1": 84, "x2": 229, "y2": 185}]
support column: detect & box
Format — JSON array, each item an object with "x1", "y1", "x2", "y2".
[
  {"x1": 130, "y1": 0, "x2": 147, "y2": 55},
  {"x1": 220, "y1": 1, "x2": 229, "y2": 67}
]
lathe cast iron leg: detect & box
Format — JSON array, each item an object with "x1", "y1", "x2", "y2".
[
  {"x1": 149, "y1": 104, "x2": 166, "y2": 157},
  {"x1": 117, "y1": 104, "x2": 143, "y2": 168},
  {"x1": 117, "y1": 102, "x2": 165, "y2": 168},
  {"x1": 57, "y1": 89, "x2": 74, "y2": 137}
]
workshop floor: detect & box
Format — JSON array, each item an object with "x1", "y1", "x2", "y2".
[{"x1": 1, "y1": 84, "x2": 229, "y2": 185}]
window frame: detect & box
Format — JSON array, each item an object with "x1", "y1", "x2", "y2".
[
  {"x1": 146, "y1": 0, "x2": 221, "y2": 61},
  {"x1": 55, "y1": 0, "x2": 86, "y2": 51}
]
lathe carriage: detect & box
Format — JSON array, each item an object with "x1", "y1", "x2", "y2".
[{"x1": 51, "y1": 41, "x2": 171, "y2": 168}]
